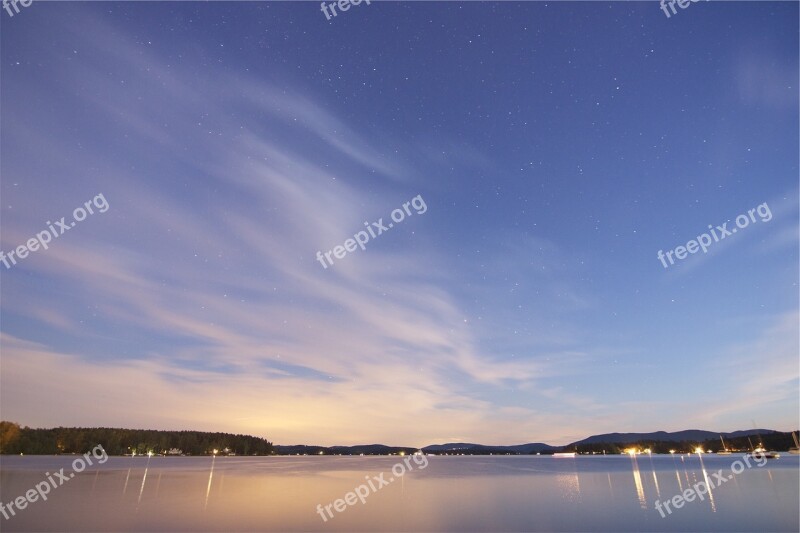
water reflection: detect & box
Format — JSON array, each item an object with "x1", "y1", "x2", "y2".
[
  {"x1": 555, "y1": 468, "x2": 581, "y2": 503},
  {"x1": 670, "y1": 452, "x2": 684, "y2": 492},
  {"x1": 122, "y1": 467, "x2": 131, "y2": 495},
  {"x1": 697, "y1": 453, "x2": 717, "y2": 513},
  {"x1": 204, "y1": 453, "x2": 216, "y2": 510},
  {"x1": 647, "y1": 451, "x2": 661, "y2": 499},
  {"x1": 122, "y1": 453, "x2": 136, "y2": 495},
  {"x1": 629, "y1": 454, "x2": 647, "y2": 509},
  {"x1": 0, "y1": 455, "x2": 795, "y2": 532},
  {"x1": 137, "y1": 453, "x2": 152, "y2": 508}
]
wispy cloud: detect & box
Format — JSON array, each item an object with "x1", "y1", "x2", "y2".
[
  {"x1": 2, "y1": 3, "x2": 796, "y2": 448},
  {"x1": 0, "y1": 6, "x2": 609, "y2": 446}
]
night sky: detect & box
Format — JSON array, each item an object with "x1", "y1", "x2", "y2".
[{"x1": 1, "y1": 1, "x2": 797, "y2": 446}]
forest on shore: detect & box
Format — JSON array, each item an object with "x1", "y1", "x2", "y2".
[{"x1": 0, "y1": 421, "x2": 274, "y2": 455}]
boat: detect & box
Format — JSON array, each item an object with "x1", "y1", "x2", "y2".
[
  {"x1": 746, "y1": 425, "x2": 780, "y2": 458},
  {"x1": 789, "y1": 432, "x2": 799, "y2": 455},
  {"x1": 717, "y1": 435, "x2": 732, "y2": 455},
  {"x1": 552, "y1": 452, "x2": 576, "y2": 458},
  {"x1": 750, "y1": 446, "x2": 780, "y2": 459}
]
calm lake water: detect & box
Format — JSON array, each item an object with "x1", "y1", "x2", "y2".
[{"x1": 1, "y1": 454, "x2": 798, "y2": 531}]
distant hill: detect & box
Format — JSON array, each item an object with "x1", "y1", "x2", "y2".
[
  {"x1": 570, "y1": 429, "x2": 775, "y2": 446},
  {"x1": 272, "y1": 445, "x2": 328, "y2": 455},
  {"x1": 422, "y1": 442, "x2": 557, "y2": 454},
  {"x1": 275, "y1": 444, "x2": 417, "y2": 455},
  {"x1": 273, "y1": 442, "x2": 558, "y2": 456}
]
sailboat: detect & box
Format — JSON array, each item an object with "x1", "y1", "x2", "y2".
[
  {"x1": 747, "y1": 425, "x2": 780, "y2": 459},
  {"x1": 789, "y1": 432, "x2": 799, "y2": 455},
  {"x1": 750, "y1": 445, "x2": 780, "y2": 459},
  {"x1": 748, "y1": 436, "x2": 780, "y2": 459},
  {"x1": 717, "y1": 435, "x2": 732, "y2": 455}
]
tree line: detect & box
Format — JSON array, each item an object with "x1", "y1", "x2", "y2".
[
  {"x1": 0, "y1": 421, "x2": 274, "y2": 455},
  {"x1": 569, "y1": 432, "x2": 796, "y2": 454}
]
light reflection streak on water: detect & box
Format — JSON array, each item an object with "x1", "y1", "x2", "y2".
[
  {"x1": 682, "y1": 456, "x2": 691, "y2": 487},
  {"x1": 647, "y1": 453, "x2": 661, "y2": 499},
  {"x1": 555, "y1": 471, "x2": 582, "y2": 503},
  {"x1": 123, "y1": 453, "x2": 136, "y2": 495},
  {"x1": 204, "y1": 455, "x2": 216, "y2": 510},
  {"x1": 630, "y1": 455, "x2": 647, "y2": 509},
  {"x1": 123, "y1": 468, "x2": 132, "y2": 495},
  {"x1": 670, "y1": 454, "x2": 683, "y2": 492},
  {"x1": 697, "y1": 453, "x2": 717, "y2": 513},
  {"x1": 137, "y1": 454, "x2": 153, "y2": 508}
]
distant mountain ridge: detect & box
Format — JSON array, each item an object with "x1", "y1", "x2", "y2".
[
  {"x1": 422, "y1": 442, "x2": 556, "y2": 454},
  {"x1": 274, "y1": 442, "x2": 557, "y2": 455},
  {"x1": 275, "y1": 429, "x2": 792, "y2": 455},
  {"x1": 274, "y1": 444, "x2": 418, "y2": 455},
  {"x1": 569, "y1": 429, "x2": 775, "y2": 446}
]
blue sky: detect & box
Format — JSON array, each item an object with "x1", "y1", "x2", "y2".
[{"x1": 1, "y1": 1, "x2": 797, "y2": 446}]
